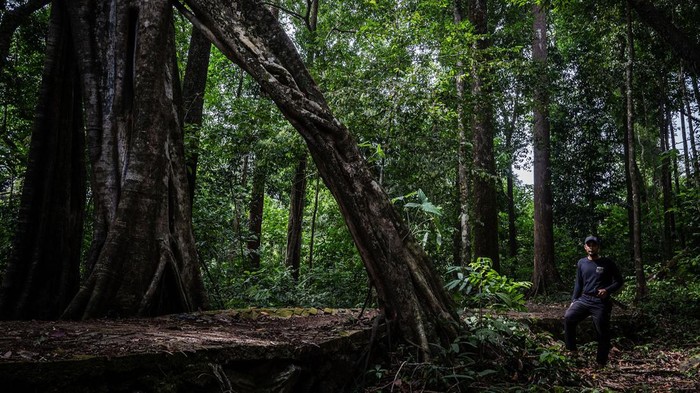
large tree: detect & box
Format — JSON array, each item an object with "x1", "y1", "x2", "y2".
[
  {"x1": 178, "y1": 0, "x2": 460, "y2": 358},
  {"x1": 2, "y1": 0, "x2": 211, "y2": 318},
  {"x1": 468, "y1": 0, "x2": 500, "y2": 270},
  {"x1": 530, "y1": 1, "x2": 559, "y2": 295},
  {"x1": 0, "y1": 1, "x2": 84, "y2": 320}
]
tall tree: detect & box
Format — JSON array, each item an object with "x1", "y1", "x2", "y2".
[
  {"x1": 453, "y1": 0, "x2": 472, "y2": 266},
  {"x1": 179, "y1": 0, "x2": 460, "y2": 358},
  {"x1": 0, "y1": 1, "x2": 85, "y2": 320},
  {"x1": 625, "y1": 1, "x2": 646, "y2": 301},
  {"x1": 468, "y1": 0, "x2": 499, "y2": 270},
  {"x1": 530, "y1": 1, "x2": 559, "y2": 295}
]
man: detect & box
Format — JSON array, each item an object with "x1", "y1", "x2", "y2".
[{"x1": 564, "y1": 236, "x2": 624, "y2": 367}]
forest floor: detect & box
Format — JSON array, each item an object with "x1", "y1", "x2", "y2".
[{"x1": 0, "y1": 304, "x2": 698, "y2": 391}]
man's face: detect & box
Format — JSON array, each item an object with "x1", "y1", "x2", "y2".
[{"x1": 585, "y1": 241, "x2": 600, "y2": 256}]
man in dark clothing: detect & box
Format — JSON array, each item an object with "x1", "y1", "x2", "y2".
[{"x1": 564, "y1": 236, "x2": 624, "y2": 367}]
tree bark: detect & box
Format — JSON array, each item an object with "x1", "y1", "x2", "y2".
[
  {"x1": 530, "y1": 3, "x2": 559, "y2": 296},
  {"x1": 179, "y1": 0, "x2": 460, "y2": 358},
  {"x1": 468, "y1": 0, "x2": 499, "y2": 271},
  {"x1": 182, "y1": 27, "x2": 211, "y2": 207},
  {"x1": 0, "y1": 1, "x2": 85, "y2": 320},
  {"x1": 625, "y1": 1, "x2": 647, "y2": 301},
  {"x1": 62, "y1": 0, "x2": 207, "y2": 319}
]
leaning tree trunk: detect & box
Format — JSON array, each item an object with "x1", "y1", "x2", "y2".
[
  {"x1": 61, "y1": 0, "x2": 207, "y2": 319},
  {"x1": 179, "y1": 0, "x2": 460, "y2": 359},
  {"x1": 0, "y1": 1, "x2": 85, "y2": 320}
]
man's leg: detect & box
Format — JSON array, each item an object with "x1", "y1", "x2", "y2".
[
  {"x1": 564, "y1": 300, "x2": 590, "y2": 351},
  {"x1": 591, "y1": 301, "x2": 613, "y2": 365}
]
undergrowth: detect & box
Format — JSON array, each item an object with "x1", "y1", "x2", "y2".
[{"x1": 361, "y1": 259, "x2": 581, "y2": 392}]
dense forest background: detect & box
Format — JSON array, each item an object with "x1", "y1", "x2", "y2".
[{"x1": 1, "y1": 0, "x2": 699, "y2": 316}]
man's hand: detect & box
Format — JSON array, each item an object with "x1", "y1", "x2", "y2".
[{"x1": 597, "y1": 288, "x2": 609, "y2": 298}]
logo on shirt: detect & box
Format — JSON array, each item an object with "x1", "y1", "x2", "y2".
[{"x1": 596, "y1": 266, "x2": 605, "y2": 274}]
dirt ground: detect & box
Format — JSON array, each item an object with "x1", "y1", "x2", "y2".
[{"x1": 0, "y1": 307, "x2": 379, "y2": 363}]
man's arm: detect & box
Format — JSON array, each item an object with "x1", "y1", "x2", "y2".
[{"x1": 571, "y1": 262, "x2": 582, "y2": 302}]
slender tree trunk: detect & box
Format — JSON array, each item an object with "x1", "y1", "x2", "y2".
[
  {"x1": 668, "y1": 107, "x2": 686, "y2": 247},
  {"x1": 681, "y1": 73, "x2": 700, "y2": 186},
  {"x1": 658, "y1": 88, "x2": 674, "y2": 262},
  {"x1": 284, "y1": 0, "x2": 317, "y2": 281},
  {"x1": 286, "y1": 155, "x2": 306, "y2": 280},
  {"x1": 247, "y1": 161, "x2": 265, "y2": 271},
  {"x1": 468, "y1": 0, "x2": 499, "y2": 270},
  {"x1": 504, "y1": 93, "x2": 519, "y2": 259},
  {"x1": 679, "y1": 68, "x2": 693, "y2": 181},
  {"x1": 307, "y1": 173, "x2": 320, "y2": 269},
  {"x1": 62, "y1": 0, "x2": 207, "y2": 319},
  {"x1": 182, "y1": 28, "x2": 212, "y2": 207},
  {"x1": 453, "y1": 0, "x2": 471, "y2": 266},
  {"x1": 625, "y1": 1, "x2": 647, "y2": 301},
  {"x1": 180, "y1": 0, "x2": 460, "y2": 359},
  {"x1": 530, "y1": 3, "x2": 559, "y2": 296},
  {"x1": 0, "y1": 1, "x2": 85, "y2": 320}
]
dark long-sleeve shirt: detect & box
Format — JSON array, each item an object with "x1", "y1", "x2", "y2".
[{"x1": 571, "y1": 256, "x2": 624, "y2": 302}]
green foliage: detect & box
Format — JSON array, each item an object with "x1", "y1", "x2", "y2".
[
  {"x1": 393, "y1": 189, "x2": 443, "y2": 250},
  {"x1": 445, "y1": 258, "x2": 531, "y2": 311},
  {"x1": 365, "y1": 315, "x2": 577, "y2": 391}
]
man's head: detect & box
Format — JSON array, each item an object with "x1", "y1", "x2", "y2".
[{"x1": 584, "y1": 236, "x2": 601, "y2": 258}]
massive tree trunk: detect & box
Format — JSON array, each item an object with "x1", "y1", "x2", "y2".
[
  {"x1": 182, "y1": 27, "x2": 211, "y2": 207},
  {"x1": 530, "y1": 3, "x2": 559, "y2": 296},
  {"x1": 468, "y1": 0, "x2": 499, "y2": 271},
  {"x1": 625, "y1": 1, "x2": 647, "y2": 301},
  {"x1": 179, "y1": 0, "x2": 460, "y2": 358},
  {"x1": 0, "y1": 1, "x2": 85, "y2": 320},
  {"x1": 62, "y1": 0, "x2": 207, "y2": 319}
]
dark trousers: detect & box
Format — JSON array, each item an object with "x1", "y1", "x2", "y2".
[{"x1": 564, "y1": 296, "x2": 613, "y2": 365}]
